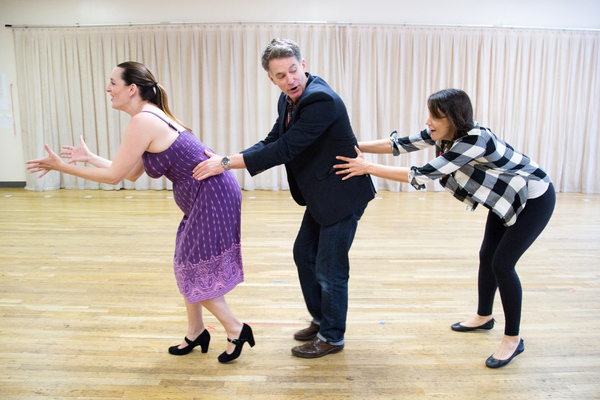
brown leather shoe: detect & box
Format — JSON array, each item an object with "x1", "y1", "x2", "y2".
[
  {"x1": 291, "y1": 337, "x2": 344, "y2": 358},
  {"x1": 294, "y1": 321, "x2": 320, "y2": 341}
]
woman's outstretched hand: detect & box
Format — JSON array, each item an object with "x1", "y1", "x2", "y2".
[
  {"x1": 60, "y1": 135, "x2": 92, "y2": 163},
  {"x1": 334, "y1": 146, "x2": 369, "y2": 180},
  {"x1": 25, "y1": 145, "x2": 65, "y2": 178}
]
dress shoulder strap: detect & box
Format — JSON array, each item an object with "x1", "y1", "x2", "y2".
[{"x1": 140, "y1": 110, "x2": 182, "y2": 133}]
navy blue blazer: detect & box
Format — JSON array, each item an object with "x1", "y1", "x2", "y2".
[{"x1": 242, "y1": 74, "x2": 376, "y2": 226}]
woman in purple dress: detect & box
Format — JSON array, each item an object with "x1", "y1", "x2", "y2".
[{"x1": 26, "y1": 61, "x2": 254, "y2": 363}]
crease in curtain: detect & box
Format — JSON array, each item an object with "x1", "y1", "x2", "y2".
[{"x1": 13, "y1": 24, "x2": 600, "y2": 193}]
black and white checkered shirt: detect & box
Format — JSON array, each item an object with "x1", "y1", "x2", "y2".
[{"x1": 390, "y1": 123, "x2": 551, "y2": 226}]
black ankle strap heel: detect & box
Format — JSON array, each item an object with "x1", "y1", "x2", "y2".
[
  {"x1": 168, "y1": 329, "x2": 211, "y2": 356},
  {"x1": 218, "y1": 323, "x2": 255, "y2": 363}
]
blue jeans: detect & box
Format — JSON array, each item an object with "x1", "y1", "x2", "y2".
[{"x1": 293, "y1": 206, "x2": 365, "y2": 345}]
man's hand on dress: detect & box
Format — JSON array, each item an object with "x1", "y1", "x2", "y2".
[{"x1": 193, "y1": 149, "x2": 225, "y2": 181}]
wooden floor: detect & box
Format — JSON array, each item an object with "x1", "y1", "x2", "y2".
[{"x1": 1, "y1": 188, "x2": 599, "y2": 400}]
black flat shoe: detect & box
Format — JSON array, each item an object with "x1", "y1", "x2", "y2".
[
  {"x1": 218, "y1": 323, "x2": 255, "y2": 363},
  {"x1": 485, "y1": 339, "x2": 525, "y2": 368},
  {"x1": 169, "y1": 329, "x2": 210, "y2": 356},
  {"x1": 451, "y1": 318, "x2": 495, "y2": 332}
]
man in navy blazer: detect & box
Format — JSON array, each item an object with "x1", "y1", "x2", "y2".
[{"x1": 193, "y1": 38, "x2": 375, "y2": 358}]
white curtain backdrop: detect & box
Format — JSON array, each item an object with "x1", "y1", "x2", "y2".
[{"x1": 14, "y1": 23, "x2": 600, "y2": 193}]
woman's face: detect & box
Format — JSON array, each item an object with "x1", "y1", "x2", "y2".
[
  {"x1": 426, "y1": 111, "x2": 454, "y2": 141},
  {"x1": 106, "y1": 67, "x2": 130, "y2": 110}
]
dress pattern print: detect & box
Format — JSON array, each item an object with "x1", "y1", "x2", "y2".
[{"x1": 141, "y1": 112, "x2": 243, "y2": 303}]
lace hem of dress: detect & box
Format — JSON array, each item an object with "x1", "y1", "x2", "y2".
[{"x1": 173, "y1": 243, "x2": 244, "y2": 303}]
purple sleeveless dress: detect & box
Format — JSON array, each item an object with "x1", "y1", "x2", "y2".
[{"x1": 141, "y1": 111, "x2": 244, "y2": 303}]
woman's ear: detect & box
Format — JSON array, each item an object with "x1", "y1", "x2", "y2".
[{"x1": 129, "y1": 84, "x2": 138, "y2": 97}]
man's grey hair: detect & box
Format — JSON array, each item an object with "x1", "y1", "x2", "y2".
[{"x1": 261, "y1": 38, "x2": 302, "y2": 73}]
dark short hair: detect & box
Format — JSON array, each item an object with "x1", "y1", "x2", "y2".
[
  {"x1": 427, "y1": 89, "x2": 475, "y2": 140},
  {"x1": 261, "y1": 38, "x2": 302, "y2": 73}
]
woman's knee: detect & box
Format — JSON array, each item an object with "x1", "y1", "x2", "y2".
[
  {"x1": 490, "y1": 259, "x2": 518, "y2": 281},
  {"x1": 479, "y1": 244, "x2": 495, "y2": 268}
]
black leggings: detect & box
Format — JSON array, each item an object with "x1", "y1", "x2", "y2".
[{"x1": 477, "y1": 183, "x2": 556, "y2": 336}]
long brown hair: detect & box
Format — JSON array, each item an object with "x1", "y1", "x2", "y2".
[
  {"x1": 427, "y1": 89, "x2": 474, "y2": 152},
  {"x1": 117, "y1": 61, "x2": 191, "y2": 132}
]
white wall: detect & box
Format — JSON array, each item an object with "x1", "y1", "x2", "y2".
[{"x1": 1, "y1": 0, "x2": 599, "y2": 183}]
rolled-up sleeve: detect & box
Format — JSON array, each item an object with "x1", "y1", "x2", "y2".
[
  {"x1": 390, "y1": 129, "x2": 436, "y2": 156},
  {"x1": 407, "y1": 134, "x2": 487, "y2": 190}
]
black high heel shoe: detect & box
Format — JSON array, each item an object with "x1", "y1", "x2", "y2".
[
  {"x1": 451, "y1": 318, "x2": 495, "y2": 332},
  {"x1": 169, "y1": 329, "x2": 210, "y2": 356},
  {"x1": 218, "y1": 323, "x2": 255, "y2": 363}
]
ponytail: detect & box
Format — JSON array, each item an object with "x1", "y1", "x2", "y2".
[{"x1": 117, "y1": 62, "x2": 191, "y2": 132}]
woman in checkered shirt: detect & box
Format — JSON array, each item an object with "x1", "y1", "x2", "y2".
[{"x1": 334, "y1": 88, "x2": 555, "y2": 368}]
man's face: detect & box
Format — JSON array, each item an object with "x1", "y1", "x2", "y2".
[{"x1": 268, "y1": 56, "x2": 308, "y2": 103}]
